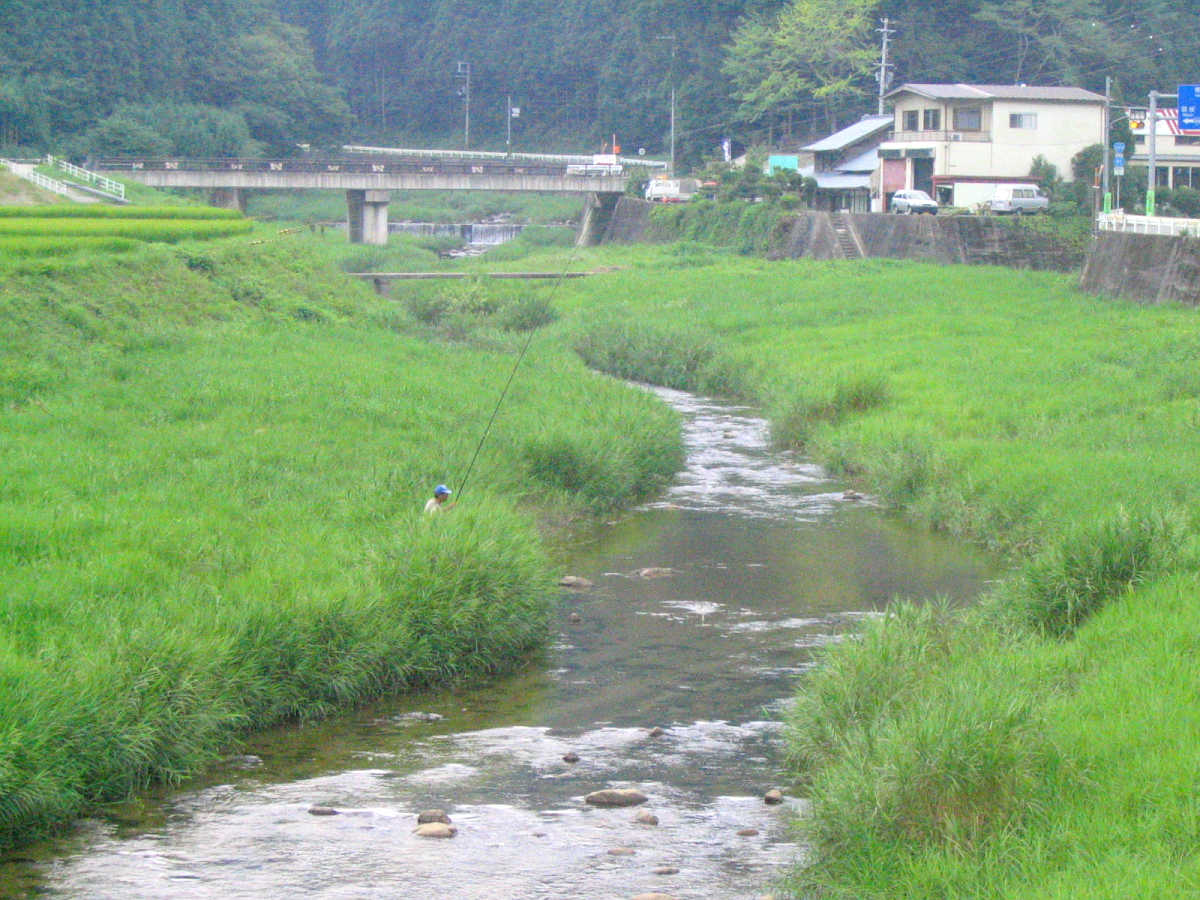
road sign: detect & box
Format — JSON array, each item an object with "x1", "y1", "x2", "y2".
[
  {"x1": 1113, "y1": 142, "x2": 1125, "y2": 153},
  {"x1": 1179, "y1": 85, "x2": 1200, "y2": 132}
]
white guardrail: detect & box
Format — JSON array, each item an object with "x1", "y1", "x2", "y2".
[
  {"x1": 1097, "y1": 211, "x2": 1199, "y2": 237},
  {"x1": 46, "y1": 155, "x2": 125, "y2": 200},
  {"x1": 0, "y1": 157, "x2": 78, "y2": 198},
  {"x1": 342, "y1": 144, "x2": 670, "y2": 170}
]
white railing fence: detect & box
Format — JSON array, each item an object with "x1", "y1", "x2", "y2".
[
  {"x1": 342, "y1": 144, "x2": 670, "y2": 169},
  {"x1": 0, "y1": 157, "x2": 77, "y2": 199},
  {"x1": 46, "y1": 155, "x2": 126, "y2": 200},
  {"x1": 1097, "y1": 212, "x2": 1199, "y2": 237}
]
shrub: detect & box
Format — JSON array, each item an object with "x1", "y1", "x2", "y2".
[{"x1": 499, "y1": 294, "x2": 558, "y2": 332}]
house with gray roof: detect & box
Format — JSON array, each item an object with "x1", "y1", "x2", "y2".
[
  {"x1": 878, "y1": 83, "x2": 1106, "y2": 209},
  {"x1": 799, "y1": 115, "x2": 893, "y2": 213}
]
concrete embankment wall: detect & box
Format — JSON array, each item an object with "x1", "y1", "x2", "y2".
[
  {"x1": 604, "y1": 199, "x2": 1083, "y2": 272},
  {"x1": 1080, "y1": 232, "x2": 1200, "y2": 305},
  {"x1": 774, "y1": 212, "x2": 1083, "y2": 271}
]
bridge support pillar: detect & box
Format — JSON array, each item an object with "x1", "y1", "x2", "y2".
[
  {"x1": 209, "y1": 187, "x2": 247, "y2": 213},
  {"x1": 346, "y1": 189, "x2": 390, "y2": 245},
  {"x1": 576, "y1": 192, "x2": 622, "y2": 247}
]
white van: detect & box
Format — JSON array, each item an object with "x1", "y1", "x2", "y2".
[{"x1": 990, "y1": 184, "x2": 1049, "y2": 215}]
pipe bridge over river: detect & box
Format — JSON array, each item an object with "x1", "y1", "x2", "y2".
[{"x1": 95, "y1": 152, "x2": 635, "y2": 245}]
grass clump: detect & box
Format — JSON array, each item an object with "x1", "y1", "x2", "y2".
[
  {"x1": 769, "y1": 372, "x2": 891, "y2": 449},
  {"x1": 991, "y1": 507, "x2": 1189, "y2": 638},
  {"x1": 571, "y1": 319, "x2": 753, "y2": 399}
]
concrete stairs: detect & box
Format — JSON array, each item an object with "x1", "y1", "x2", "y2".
[{"x1": 831, "y1": 213, "x2": 864, "y2": 259}]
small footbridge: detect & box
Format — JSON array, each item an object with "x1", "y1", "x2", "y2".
[{"x1": 95, "y1": 147, "x2": 665, "y2": 244}]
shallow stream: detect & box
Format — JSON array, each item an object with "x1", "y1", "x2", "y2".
[{"x1": 0, "y1": 388, "x2": 996, "y2": 899}]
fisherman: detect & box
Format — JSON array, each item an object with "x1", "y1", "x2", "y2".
[{"x1": 424, "y1": 484, "x2": 453, "y2": 514}]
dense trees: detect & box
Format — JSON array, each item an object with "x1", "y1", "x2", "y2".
[{"x1": 0, "y1": 0, "x2": 1196, "y2": 163}]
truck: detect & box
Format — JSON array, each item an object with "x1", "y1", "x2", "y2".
[{"x1": 644, "y1": 176, "x2": 701, "y2": 203}]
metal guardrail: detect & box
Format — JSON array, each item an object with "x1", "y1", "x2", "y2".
[
  {"x1": 1097, "y1": 212, "x2": 1199, "y2": 236},
  {"x1": 342, "y1": 144, "x2": 669, "y2": 169},
  {"x1": 46, "y1": 155, "x2": 125, "y2": 200},
  {"x1": 0, "y1": 158, "x2": 77, "y2": 199}
]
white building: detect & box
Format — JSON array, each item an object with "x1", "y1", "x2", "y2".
[{"x1": 877, "y1": 83, "x2": 1107, "y2": 209}]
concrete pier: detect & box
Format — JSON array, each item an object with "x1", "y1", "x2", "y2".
[
  {"x1": 208, "y1": 187, "x2": 247, "y2": 213},
  {"x1": 346, "y1": 189, "x2": 390, "y2": 245}
]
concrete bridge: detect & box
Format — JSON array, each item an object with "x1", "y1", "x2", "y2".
[{"x1": 95, "y1": 154, "x2": 632, "y2": 245}]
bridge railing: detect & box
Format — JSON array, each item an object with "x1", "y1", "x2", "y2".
[
  {"x1": 94, "y1": 156, "x2": 627, "y2": 180},
  {"x1": 1097, "y1": 211, "x2": 1200, "y2": 237},
  {"x1": 46, "y1": 155, "x2": 125, "y2": 200}
]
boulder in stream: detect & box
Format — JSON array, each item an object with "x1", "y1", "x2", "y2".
[
  {"x1": 585, "y1": 788, "x2": 648, "y2": 807},
  {"x1": 562, "y1": 751, "x2": 581, "y2": 763},
  {"x1": 636, "y1": 567, "x2": 675, "y2": 578},
  {"x1": 415, "y1": 822, "x2": 457, "y2": 838},
  {"x1": 559, "y1": 575, "x2": 593, "y2": 589},
  {"x1": 763, "y1": 788, "x2": 784, "y2": 805},
  {"x1": 633, "y1": 810, "x2": 659, "y2": 826},
  {"x1": 308, "y1": 806, "x2": 339, "y2": 816}
]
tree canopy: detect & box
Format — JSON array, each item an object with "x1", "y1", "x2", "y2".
[{"x1": 0, "y1": 0, "x2": 1196, "y2": 164}]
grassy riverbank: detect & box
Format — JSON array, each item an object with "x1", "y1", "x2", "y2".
[
  {"x1": 503, "y1": 244, "x2": 1200, "y2": 897},
  {"x1": 0, "y1": 231, "x2": 681, "y2": 848}
]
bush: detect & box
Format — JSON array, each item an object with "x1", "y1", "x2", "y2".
[
  {"x1": 499, "y1": 294, "x2": 558, "y2": 332},
  {"x1": 770, "y1": 373, "x2": 890, "y2": 449}
]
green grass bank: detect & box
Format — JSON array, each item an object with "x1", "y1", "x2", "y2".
[
  {"x1": 0, "y1": 231, "x2": 682, "y2": 848},
  {"x1": 449, "y1": 242, "x2": 1200, "y2": 898}
]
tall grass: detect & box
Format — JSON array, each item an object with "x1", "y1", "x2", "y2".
[
  {"x1": 0, "y1": 232, "x2": 681, "y2": 848},
  {"x1": 524, "y1": 244, "x2": 1200, "y2": 898},
  {"x1": 0, "y1": 217, "x2": 253, "y2": 241},
  {"x1": 0, "y1": 205, "x2": 242, "y2": 219}
]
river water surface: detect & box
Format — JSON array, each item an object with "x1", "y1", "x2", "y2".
[{"x1": 0, "y1": 388, "x2": 996, "y2": 899}]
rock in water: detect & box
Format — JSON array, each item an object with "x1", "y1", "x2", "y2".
[
  {"x1": 562, "y1": 751, "x2": 581, "y2": 764},
  {"x1": 637, "y1": 567, "x2": 675, "y2": 578},
  {"x1": 608, "y1": 847, "x2": 636, "y2": 856},
  {"x1": 559, "y1": 575, "x2": 593, "y2": 589},
  {"x1": 417, "y1": 809, "x2": 451, "y2": 825},
  {"x1": 632, "y1": 894, "x2": 679, "y2": 900},
  {"x1": 415, "y1": 822, "x2": 457, "y2": 838},
  {"x1": 308, "y1": 806, "x2": 339, "y2": 816},
  {"x1": 647, "y1": 726, "x2": 666, "y2": 738},
  {"x1": 737, "y1": 827, "x2": 759, "y2": 836},
  {"x1": 633, "y1": 810, "x2": 659, "y2": 826},
  {"x1": 585, "y1": 788, "x2": 649, "y2": 807},
  {"x1": 763, "y1": 789, "x2": 784, "y2": 805},
  {"x1": 652, "y1": 866, "x2": 680, "y2": 875}
]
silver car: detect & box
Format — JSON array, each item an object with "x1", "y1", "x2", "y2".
[
  {"x1": 990, "y1": 184, "x2": 1049, "y2": 215},
  {"x1": 890, "y1": 189, "x2": 939, "y2": 214}
]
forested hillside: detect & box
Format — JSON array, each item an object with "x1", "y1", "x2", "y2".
[{"x1": 0, "y1": 0, "x2": 1195, "y2": 164}]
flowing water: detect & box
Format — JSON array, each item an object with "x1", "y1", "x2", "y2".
[{"x1": 0, "y1": 388, "x2": 996, "y2": 899}]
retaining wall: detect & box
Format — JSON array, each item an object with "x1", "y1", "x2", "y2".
[{"x1": 1080, "y1": 231, "x2": 1200, "y2": 305}]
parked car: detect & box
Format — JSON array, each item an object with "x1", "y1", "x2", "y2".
[
  {"x1": 890, "y1": 189, "x2": 938, "y2": 214},
  {"x1": 990, "y1": 184, "x2": 1049, "y2": 215}
]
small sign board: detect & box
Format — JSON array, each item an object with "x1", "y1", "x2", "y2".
[
  {"x1": 1113, "y1": 142, "x2": 1125, "y2": 153},
  {"x1": 1179, "y1": 85, "x2": 1200, "y2": 132}
]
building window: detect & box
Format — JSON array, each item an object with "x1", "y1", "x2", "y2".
[
  {"x1": 1009, "y1": 112, "x2": 1037, "y2": 129},
  {"x1": 954, "y1": 106, "x2": 982, "y2": 130},
  {"x1": 903, "y1": 110, "x2": 919, "y2": 132},
  {"x1": 1176, "y1": 135, "x2": 1200, "y2": 145},
  {"x1": 922, "y1": 108, "x2": 941, "y2": 131}
]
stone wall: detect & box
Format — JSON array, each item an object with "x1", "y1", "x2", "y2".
[
  {"x1": 1080, "y1": 231, "x2": 1200, "y2": 305},
  {"x1": 603, "y1": 196, "x2": 654, "y2": 243}
]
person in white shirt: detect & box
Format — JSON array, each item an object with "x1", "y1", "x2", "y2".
[{"x1": 424, "y1": 484, "x2": 453, "y2": 514}]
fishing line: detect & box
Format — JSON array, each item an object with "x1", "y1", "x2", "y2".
[{"x1": 454, "y1": 234, "x2": 587, "y2": 502}]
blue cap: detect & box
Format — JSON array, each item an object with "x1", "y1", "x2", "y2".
[{"x1": 434, "y1": 484, "x2": 451, "y2": 496}]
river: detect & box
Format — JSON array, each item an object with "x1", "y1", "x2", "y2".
[{"x1": 0, "y1": 387, "x2": 995, "y2": 899}]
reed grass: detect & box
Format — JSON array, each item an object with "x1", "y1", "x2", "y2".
[
  {"x1": 0, "y1": 231, "x2": 681, "y2": 848},
  {"x1": 499, "y1": 243, "x2": 1200, "y2": 899},
  {"x1": 0, "y1": 205, "x2": 243, "y2": 219}
]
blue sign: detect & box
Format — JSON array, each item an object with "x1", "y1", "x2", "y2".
[
  {"x1": 1179, "y1": 85, "x2": 1200, "y2": 132},
  {"x1": 1113, "y1": 142, "x2": 1125, "y2": 153}
]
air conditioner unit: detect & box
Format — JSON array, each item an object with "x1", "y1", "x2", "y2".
[{"x1": 950, "y1": 133, "x2": 963, "y2": 141}]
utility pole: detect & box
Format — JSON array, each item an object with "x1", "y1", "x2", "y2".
[
  {"x1": 506, "y1": 94, "x2": 512, "y2": 156},
  {"x1": 876, "y1": 17, "x2": 895, "y2": 116},
  {"x1": 656, "y1": 33, "x2": 677, "y2": 175},
  {"x1": 1101, "y1": 76, "x2": 1111, "y2": 213},
  {"x1": 456, "y1": 61, "x2": 471, "y2": 150}
]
